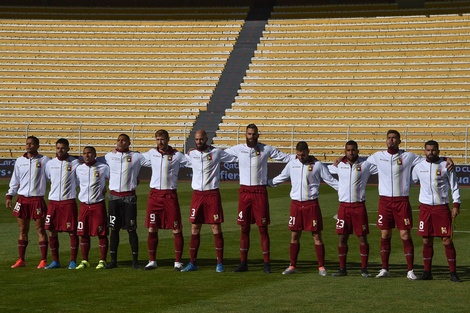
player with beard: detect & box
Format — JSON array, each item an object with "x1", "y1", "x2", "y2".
[
  {"x1": 225, "y1": 124, "x2": 294, "y2": 273},
  {"x1": 44, "y1": 138, "x2": 81, "y2": 269},
  {"x1": 411, "y1": 140, "x2": 461, "y2": 282},
  {"x1": 142, "y1": 129, "x2": 189, "y2": 271},
  {"x1": 269, "y1": 141, "x2": 338, "y2": 276},
  {"x1": 75, "y1": 146, "x2": 110, "y2": 269},
  {"x1": 328, "y1": 141, "x2": 377, "y2": 278},
  {"x1": 181, "y1": 129, "x2": 237, "y2": 273},
  {"x1": 6, "y1": 136, "x2": 51, "y2": 269}
]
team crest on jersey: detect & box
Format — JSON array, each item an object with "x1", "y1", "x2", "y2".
[
  {"x1": 441, "y1": 227, "x2": 448, "y2": 234},
  {"x1": 127, "y1": 156, "x2": 132, "y2": 162},
  {"x1": 397, "y1": 157, "x2": 402, "y2": 165},
  {"x1": 67, "y1": 165, "x2": 72, "y2": 171},
  {"x1": 213, "y1": 214, "x2": 219, "y2": 221},
  {"x1": 95, "y1": 172, "x2": 100, "y2": 177},
  {"x1": 436, "y1": 170, "x2": 441, "y2": 176},
  {"x1": 403, "y1": 218, "x2": 410, "y2": 226},
  {"x1": 168, "y1": 155, "x2": 173, "y2": 161},
  {"x1": 207, "y1": 154, "x2": 212, "y2": 161},
  {"x1": 36, "y1": 162, "x2": 41, "y2": 168},
  {"x1": 357, "y1": 165, "x2": 362, "y2": 172},
  {"x1": 312, "y1": 220, "x2": 317, "y2": 227},
  {"x1": 66, "y1": 222, "x2": 71, "y2": 230},
  {"x1": 308, "y1": 165, "x2": 313, "y2": 171}
]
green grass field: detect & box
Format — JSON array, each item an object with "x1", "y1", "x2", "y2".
[{"x1": 0, "y1": 180, "x2": 468, "y2": 313}]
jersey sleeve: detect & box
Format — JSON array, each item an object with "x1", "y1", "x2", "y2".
[
  {"x1": 447, "y1": 169, "x2": 461, "y2": 204},
  {"x1": 6, "y1": 161, "x2": 21, "y2": 196},
  {"x1": 271, "y1": 162, "x2": 291, "y2": 185},
  {"x1": 320, "y1": 162, "x2": 339, "y2": 191}
]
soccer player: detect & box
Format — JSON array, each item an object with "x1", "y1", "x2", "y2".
[
  {"x1": 411, "y1": 140, "x2": 461, "y2": 282},
  {"x1": 142, "y1": 129, "x2": 189, "y2": 271},
  {"x1": 6, "y1": 136, "x2": 51, "y2": 269},
  {"x1": 101, "y1": 134, "x2": 148, "y2": 269},
  {"x1": 327, "y1": 140, "x2": 377, "y2": 278},
  {"x1": 225, "y1": 123, "x2": 294, "y2": 273},
  {"x1": 44, "y1": 138, "x2": 81, "y2": 270},
  {"x1": 366, "y1": 130, "x2": 452, "y2": 280},
  {"x1": 181, "y1": 129, "x2": 237, "y2": 273},
  {"x1": 75, "y1": 146, "x2": 110, "y2": 269},
  {"x1": 269, "y1": 141, "x2": 338, "y2": 276}
]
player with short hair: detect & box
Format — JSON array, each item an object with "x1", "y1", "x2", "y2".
[
  {"x1": 411, "y1": 140, "x2": 461, "y2": 282},
  {"x1": 101, "y1": 134, "x2": 148, "y2": 269},
  {"x1": 181, "y1": 129, "x2": 237, "y2": 273},
  {"x1": 142, "y1": 129, "x2": 189, "y2": 271},
  {"x1": 225, "y1": 123, "x2": 294, "y2": 273},
  {"x1": 6, "y1": 136, "x2": 51, "y2": 269},
  {"x1": 75, "y1": 146, "x2": 110, "y2": 270},
  {"x1": 270, "y1": 141, "x2": 338, "y2": 276},
  {"x1": 44, "y1": 138, "x2": 81, "y2": 270},
  {"x1": 328, "y1": 140, "x2": 377, "y2": 278}
]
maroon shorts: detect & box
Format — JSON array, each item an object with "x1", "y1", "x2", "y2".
[
  {"x1": 237, "y1": 185, "x2": 270, "y2": 226},
  {"x1": 288, "y1": 199, "x2": 322, "y2": 232},
  {"x1": 145, "y1": 189, "x2": 182, "y2": 230},
  {"x1": 12, "y1": 195, "x2": 47, "y2": 220},
  {"x1": 336, "y1": 202, "x2": 369, "y2": 236},
  {"x1": 45, "y1": 199, "x2": 78, "y2": 232},
  {"x1": 376, "y1": 196, "x2": 412, "y2": 230},
  {"x1": 189, "y1": 189, "x2": 224, "y2": 224},
  {"x1": 77, "y1": 201, "x2": 108, "y2": 237},
  {"x1": 417, "y1": 203, "x2": 453, "y2": 237}
]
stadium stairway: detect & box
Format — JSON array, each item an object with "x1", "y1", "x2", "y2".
[{"x1": 185, "y1": 6, "x2": 272, "y2": 149}]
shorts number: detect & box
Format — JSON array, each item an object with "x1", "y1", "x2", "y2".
[
  {"x1": 77, "y1": 221, "x2": 83, "y2": 230},
  {"x1": 377, "y1": 214, "x2": 383, "y2": 224},
  {"x1": 238, "y1": 211, "x2": 243, "y2": 219},
  {"x1": 288, "y1": 216, "x2": 296, "y2": 226},
  {"x1": 150, "y1": 213, "x2": 156, "y2": 223},
  {"x1": 336, "y1": 219, "x2": 345, "y2": 229},
  {"x1": 45, "y1": 215, "x2": 51, "y2": 225},
  {"x1": 190, "y1": 208, "x2": 196, "y2": 217},
  {"x1": 109, "y1": 215, "x2": 116, "y2": 226},
  {"x1": 13, "y1": 202, "x2": 21, "y2": 213},
  {"x1": 419, "y1": 221, "x2": 424, "y2": 230}
]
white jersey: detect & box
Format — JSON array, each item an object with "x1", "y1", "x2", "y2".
[
  {"x1": 186, "y1": 147, "x2": 237, "y2": 191},
  {"x1": 45, "y1": 155, "x2": 81, "y2": 201},
  {"x1": 143, "y1": 147, "x2": 189, "y2": 190},
  {"x1": 328, "y1": 158, "x2": 377, "y2": 203},
  {"x1": 100, "y1": 150, "x2": 148, "y2": 193},
  {"x1": 7, "y1": 153, "x2": 51, "y2": 198},
  {"x1": 367, "y1": 150, "x2": 422, "y2": 197},
  {"x1": 76, "y1": 161, "x2": 109, "y2": 204},
  {"x1": 271, "y1": 158, "x2": 338, "y2": 201},
  {"x1": 225, "y1": 143, "x2": 294, "y2": 186},
  {"x1": 412, "y1": 158, "x2": 460, "y2": 205}
]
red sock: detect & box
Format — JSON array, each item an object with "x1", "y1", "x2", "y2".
[
  {"x1": 80, "y1": 237, "x2": 90, "y2": 260},
  {"x1": 338, "y1": 245, "x2": 348, "y2": 269},
  {"x1": 240, "y1": 224, "x2": 250, "y2": 263},
  {"x1": 147, "y1": 232, "x2": 158, "y2": 261},
  {"x1": 359, "y1": 243, "x2": 369, "y2": 270},
  {"x1": 189, "y1": 234, "x2": 200, "y2": 264},
  {"x1": 444, "y1": 242, "x2": 457, "y2": 272},
  {"x1": 18, "y1": 240, "x2": 28, "y2": 261},
  {"x1": 315, "y1": 244, "x2": 325, "y2": 268},
  {"x1": 174, "y1": 232, "x2": 184, "y2": 263},
  {"x1": 39, "y1": 241, "x2": 48, "y2": 260},
  {"x1": 49, "y1": 236, "x2": 59, "y2": 262},
  {"x1": 402, "y1": 238, "x2": 414, "y2": 271},
  {"x1": 214, "y1": 232, "x2": 224, "y2": 264},
  {"x1": 99, "y1": 236, "x2": 108, "y2": 261},
  {"x1": 259, "y1": 226, "x2": 270, "y2": 263},
  {"x1": 380, "y1": 238, "x2": 391, "y2": 270},
  {"x1": 70, "y1": 234, "x2": 79, "y2": 262},
  {"x1": 422, "y1": 242, "x2": 433, "y2": 272},
  {"x1": 290, "y1": 242, "x2": 300, "y2": 267}
]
